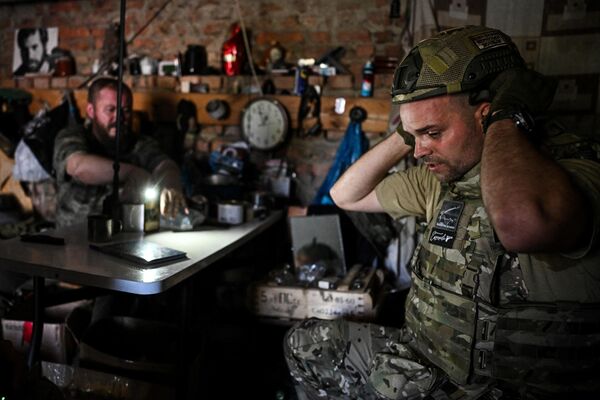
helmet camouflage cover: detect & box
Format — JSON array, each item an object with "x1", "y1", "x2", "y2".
[{"x1": 391, "y1": 25, "x2": 524, "y2": 104}]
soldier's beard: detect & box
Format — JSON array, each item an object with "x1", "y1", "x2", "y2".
[
  {"x1": 423, "y1": 156, "x2": 473, "y2": 183},
  {"x1": 92, "y1": 120, "x2": 132, "y2": 156}
]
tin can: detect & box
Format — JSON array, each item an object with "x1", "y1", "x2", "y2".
[{"x1": 217, "y1": 200, "x2": 245, "y2": 225}]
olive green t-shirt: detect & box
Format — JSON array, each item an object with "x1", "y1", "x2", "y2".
[{"x1": 375, "y1": 163, "x2": 441, "y2": 222}]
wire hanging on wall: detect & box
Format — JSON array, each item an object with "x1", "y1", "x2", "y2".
[
  {"x1": 234, "y1": 0, "x2": 263, "y2": 96},
  {"x1": 127, "y1": 0, "x2": 174, "y2": 44},
  {"x1": 78, "y1": 0, "x2": 174, "y2": 89}
]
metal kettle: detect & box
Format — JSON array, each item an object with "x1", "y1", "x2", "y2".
[{"x1": 183, "y1": 45, "x2": 207, "y2": 75}]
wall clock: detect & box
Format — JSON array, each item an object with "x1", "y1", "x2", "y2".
[{"x1": 241, "y1": 98, "x2": 289, "y2": 151}]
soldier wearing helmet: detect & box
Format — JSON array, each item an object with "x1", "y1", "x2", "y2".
[{"x1": 284, "y1": 26, "x2": 600, "y2": 399}]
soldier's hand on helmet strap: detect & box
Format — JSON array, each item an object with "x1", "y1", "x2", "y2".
[{"x1": 489, "y1": 68, "x2": 558, "y2": 116}]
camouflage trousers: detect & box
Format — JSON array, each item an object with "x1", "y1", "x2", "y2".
[{"x1": 284, "y1": 317, "x2": 444, "y2": 400}]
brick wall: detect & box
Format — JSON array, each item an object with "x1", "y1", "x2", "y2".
[{"x1": 0, "y1": 0, "x2": 403, "y2": 86}]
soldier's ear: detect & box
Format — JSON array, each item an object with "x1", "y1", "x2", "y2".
[
  {"x1": 477, "y1": 102, "x2": 491, "y2": 128},
  {"x1": 86, "y1": 103, "x2": 95, "y2": 120}
]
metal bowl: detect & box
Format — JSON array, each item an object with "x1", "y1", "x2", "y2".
[{"x1": 202, "y1": 173, "x2": 237, "y2": 186}]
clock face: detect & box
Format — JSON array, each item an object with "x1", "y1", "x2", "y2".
[{"x1": 241, "y1": 98, "x2": 289, "y2": 151}]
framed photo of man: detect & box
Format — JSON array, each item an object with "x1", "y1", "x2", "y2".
[{"x1": 13, "y1": 27, "x2": 58, "y2": 76}]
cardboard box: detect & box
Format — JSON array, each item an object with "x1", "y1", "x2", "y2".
[{"x1": 250, "y1": 266, "x2": 383, "y2": 321}]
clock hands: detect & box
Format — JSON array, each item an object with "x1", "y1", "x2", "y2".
[
  {"x1": 259, "y1": 113, "x2": 268, "y2": 126},
  {"x1": 255, "y1": 106, "x2": 270, "y2": 127}
]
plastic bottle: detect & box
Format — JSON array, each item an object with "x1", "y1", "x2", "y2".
[{"x1": 360, "y1": 60, "x2": 374, "y2": 97}]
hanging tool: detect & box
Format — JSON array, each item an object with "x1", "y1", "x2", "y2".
[{"x1": 297, "y1": 85, "x2": 322, "y2": 138}]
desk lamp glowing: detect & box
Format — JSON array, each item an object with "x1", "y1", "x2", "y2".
[{"x1": 144, "y1": 186, "x2": 158, "y2": 201}]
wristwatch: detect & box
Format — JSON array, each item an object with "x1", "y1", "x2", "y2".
[{"x1": 483, "y1": 107, "x2": 535, "y2": 135}]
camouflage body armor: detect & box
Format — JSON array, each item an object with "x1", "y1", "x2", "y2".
[{"x1": 406, "y1": 123, "x2": 600, "y2": 393}]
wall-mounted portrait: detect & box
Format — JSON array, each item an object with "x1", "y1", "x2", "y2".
[{"x1": 13, "y1": 27, "x2": 58, "y2": 76}]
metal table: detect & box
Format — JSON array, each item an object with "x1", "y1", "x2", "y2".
[{"x1": 0, "y1": 211, "x2": 283, "y2": 377}]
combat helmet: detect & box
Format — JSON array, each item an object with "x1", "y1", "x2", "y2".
[{"x1": 391, "y1": 25, "x2": 524, "y2": 104}]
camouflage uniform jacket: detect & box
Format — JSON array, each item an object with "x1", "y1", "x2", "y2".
[{"x1": 53, "y1": 124, "x2": 170, "y2": 228}]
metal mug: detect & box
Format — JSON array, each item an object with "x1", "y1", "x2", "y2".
[
  {"x1": 87, "y1": 214, "x2": 122, "y2": 242},
  {"x1": 121, "y1": 203, "x2": 145, "y2": 232}
]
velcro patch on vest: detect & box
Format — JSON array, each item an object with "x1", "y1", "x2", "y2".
[{"x1": 429, "y1": 200, "x2": 465, "y2": 248}]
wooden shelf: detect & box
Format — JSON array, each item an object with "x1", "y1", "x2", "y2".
[{"x1": 25, "y1": 89, "x2": 392, "y2": 134}]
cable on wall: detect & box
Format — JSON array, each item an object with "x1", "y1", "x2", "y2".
[
  {"x1": 78, "y1": 0, "x2": 174, "y2": 89},
  {"x1": 234, "y1": 0, "x2": 263, "y2": 96}
]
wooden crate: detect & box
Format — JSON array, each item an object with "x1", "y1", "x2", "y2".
[{"x1": 249, "y1": 266, "x2": 382, "y2": 321}]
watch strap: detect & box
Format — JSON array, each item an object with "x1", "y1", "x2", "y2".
[
  {"x1": 483, "y1": 108, "x2": 534, "y2": 135},
  {"x1": 395, "y1": 127, "x2": 415, "y2": 147}
]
